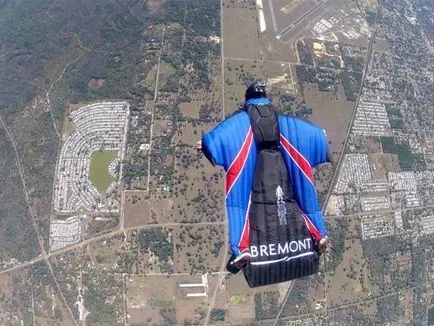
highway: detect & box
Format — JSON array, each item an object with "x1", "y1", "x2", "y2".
[
  {"x1": 321, "y1": 4, "x2": 380, "y2": 217},
  {"x1": 322, "y1": 4, "x2": 381, "y2": 322}
]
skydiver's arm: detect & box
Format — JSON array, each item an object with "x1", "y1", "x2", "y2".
[
  {"x1": 310, "y1": 127, "x2": 331, "y2": 167},
  {"x1": 201, "y1": 114, "x2": 253, "y2": 265},
  {"x1": 196, "y1": 140, "x2": 216, "y2": 165},
  {"x1": 201, "y1": 140, "x2": 217, "y2": 166},
  {"x1": 201, "y1": 130, "x2": 225, "y2": 167}
]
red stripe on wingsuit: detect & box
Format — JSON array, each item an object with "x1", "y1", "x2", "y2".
[
  {"x1": 280, "y1": 135, "x2": 314, "y2": 183},
  {"x1": 226, "y1": 129, "x2": 254, "y2": 195},
  {"x1": 238, "y1": 202, "x2": 251, "y2": 252},
  {"x1": 238, "y1": 218, "x2": 250, "y2": 252},
  {"x1": 301, "y1": 213, "x2": 322, "y2": 242}
]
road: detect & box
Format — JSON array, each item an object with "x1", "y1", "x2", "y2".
[
  {"x1": 30, "y1": 276, "x2": 36, "y2": 326},
  {"x1": 45, "y1": 54, "x2": 84, "y2": 139},
  {"x1": 258, "y1": 284, "x2": 424, "y2": 324},
  {"x1": 0, "y1": 221, "x2": 225, "y2": 276},
  {"x1": 268, "y1": 0, "x2": 278, "y2": 32},
  {"x1": 330, "y1": 203, "x2": 434, "y2": 220},
  {"x1": 203, "y1": 0, "x2": 229, "y2": 324},
  {"x1": 266, "y1": 3, "x2": 381, "y2": 324},
  {"x1": 272, "y1": 281, "x2": 294, "y2": 326},
  {"x1": 146, "y1": 27, "x2": 166, "y2": 193},
  {"x1": 0, "y1": 117, "x2": 47, "y2": 256},
  {"x1": 224, "y1": 56, "x2": 298, "y2": 65},
  {"x1": 120, "y1": 190, "x2": 126, "y2": 230},
  {"x1": 327, "y1": 285, "x2": 419, "y2": 312},
  {"x1": 322, "y1": 4, "x2": 380, "y2": 216},
  {"x1": 322, "y1": 5, "x2": 381, "y2": 323},
  {"x1": 122, "y1": 273, "x2": 128, "y2": 326}
]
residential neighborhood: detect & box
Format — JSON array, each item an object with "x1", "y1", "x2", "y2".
[{"x1": 52, "y1": 102, "x2": 129, "y2": 213}]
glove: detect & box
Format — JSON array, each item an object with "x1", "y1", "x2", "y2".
[
  {"x1": 195, "y1": 140, "x2": 202, "y2": 152},
  {"x1": 318, "y1": 237, "x2": 329, "y2": 254}
]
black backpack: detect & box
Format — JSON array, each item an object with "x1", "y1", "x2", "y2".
[{"x1": 242, "y1": 104, "x2": 319, "y2": 287}]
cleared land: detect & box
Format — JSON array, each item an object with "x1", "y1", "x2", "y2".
[
  {"x1": 179, "y1": 102, "x2": 200, "y2": 119},
  {"x1": 124, "y1": 191, "x2": 152, "y2": 228},
  {"x1": 126, "y1": 273, "x2": 220, "y2": 325},
  {"x1": 222, "y1": 2, "x2": 262, "y2": 60},
  {"x1": 144, "y1": 60, "x2": 176, "y2": 89},
  {"x1": 126, "y1": 275, "x2": 176, "y2": 325},
  {"x1": 304, "y1": 83, "x2": 354, "y2": 154}
]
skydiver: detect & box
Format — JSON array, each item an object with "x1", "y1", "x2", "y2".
[{"x1": 196, "y1": 82, "x2": 330, "y2": 285}]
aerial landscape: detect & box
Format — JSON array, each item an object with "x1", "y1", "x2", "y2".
[{"x1": 0, "y1": 0, "x2": 433, "y2": 325}]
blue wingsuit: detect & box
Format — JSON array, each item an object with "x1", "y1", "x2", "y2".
[{"x1": 202, "y1": 97, "x2": 329, "y2": 261}]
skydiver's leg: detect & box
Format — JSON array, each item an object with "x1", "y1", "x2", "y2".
[{"x1": 226, "y1": 255, "x2": 241, "y2": 274}]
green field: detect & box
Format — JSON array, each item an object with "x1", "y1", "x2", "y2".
[
  {"x1": 89, "y1": 150, "x2": 118, "y2": 193},
  {"x1": 229, "y1": 295, "x2": 247, "y2": 305}
]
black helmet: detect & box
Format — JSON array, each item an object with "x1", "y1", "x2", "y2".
[{"x1": 245, "y1": 81, "x2": 267, "y2": 101}]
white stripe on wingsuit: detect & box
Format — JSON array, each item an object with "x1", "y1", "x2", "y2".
[
  {"x1": 280, "y1": 134, "x2": 312, "y2": 170},
  {"x1": 237, "y1": 194, "x2": 251, "y2": 248},
  {"x1": 301, "y1": 211, "x2": 322, "y2": 238},
  {"x1": 234, "y1": 251, "x2": 252, "y2": 263},
  {"x1": 250, "y1": 251, "x2": 314, "y2": 265}
]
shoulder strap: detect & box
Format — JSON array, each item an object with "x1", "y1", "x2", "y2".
[{"x1": 246, "y1": 104, "x2": 280, "y2": 150}]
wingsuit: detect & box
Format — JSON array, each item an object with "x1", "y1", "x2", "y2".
[{"x1": 200, "y1": 82, "x2": 331, "y2": 287}]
